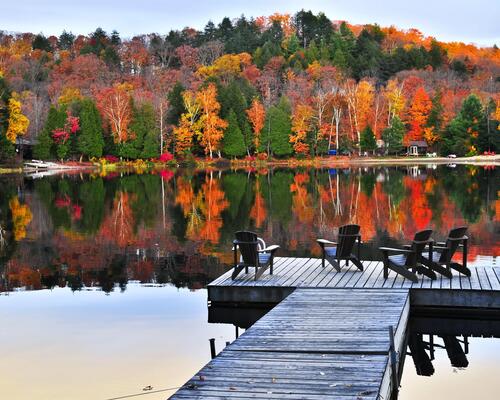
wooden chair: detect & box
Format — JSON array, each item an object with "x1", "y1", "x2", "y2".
[
  {"x1": 380, "y1": 229, "x2": 437, "y2": 283},
  {"x1": 420, "y1": 226, "x2": 470, "y2": 278},
  {"x1": 317, "y1": 224, "x2": 364, "y2": 272},
  {"x1": 231, "y1": 231, "x2": 280, "y2": 280}
]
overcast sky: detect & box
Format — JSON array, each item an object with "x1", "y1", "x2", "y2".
[{"x1": 1, "y1": 0, "x2": 499, "y2": 46}]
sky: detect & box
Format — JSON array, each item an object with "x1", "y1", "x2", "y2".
[{"x1": 1, "y1": 0, "x2": 499, "y2": 46}]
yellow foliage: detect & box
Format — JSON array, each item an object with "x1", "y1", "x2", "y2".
[
  {"x1": 9, "y1": 197, "x2": 32, "y2": 241},
  {"x1": 6, "y1": 93, "x2": 30, "y2": 143},
  {"x1": 384, "y1": 79, "x2": 405, "y2": 121},
  {"x1": 197, "y1": 53, "x2": 251, "y2": 81},
  {"x1": 58, "y1": 87, "x2": 83, "y2": 106}
]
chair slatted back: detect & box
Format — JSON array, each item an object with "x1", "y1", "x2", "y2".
[
  {"x1": 337, "y1": 224, "x2": 360, "y2": 258},
  {"x1": 440, "y1": 226, "x2": 468, "y2": 263},
  {"x1": 406, "y1": 229, "x2": 433, "y2": 267},
  {"x1": 235, "y1": 231, "x2": 259, "y2": 266}
]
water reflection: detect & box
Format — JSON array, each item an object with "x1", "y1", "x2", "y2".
[
  {"x1": 400, "y1": 314, "x2": 500, "y2": 399},
  {"x1": 0, "y1": 164, "x2": 498, "y2": 293}
]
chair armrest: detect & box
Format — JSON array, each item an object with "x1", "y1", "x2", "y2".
[
  {"x1": 432, "y1": 245, "x2": 448, "y2": 250},
  {"x1": 258, "y1": 245, "x2": 280, "y2": 254},
  {"x1": 317, "y1": 239, "x2": 337, "y2": 246},
  {"x1": 379, "y1": 247, "x2": 415, "y2": 254}
]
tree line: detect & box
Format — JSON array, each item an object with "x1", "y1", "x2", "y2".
[{"x1": 0, "y1": 10, "x2": 499, "y2": 162}]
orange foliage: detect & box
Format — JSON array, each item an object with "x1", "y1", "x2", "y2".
[
  {"x1": 100, "y1": 192, "x2": 135, "y2": 248},
  {"x1": 405, "y1": 86, "x2": 432, "y2": 144},
  {"x1": 246, "y1": 99, "x2": 266, "y2": 151},
  {"x1": 9, "y1": 196, "x2": 32, "y2": 241},
  {"x1": 196, "y1": 83, "x2": 227, "y2": 158},
  {"x1": 290, "y1": 104, "x2": 314, "y2": 154},
  {"x1": 250, "y1": 180, "x2": 267, "y2": 228}
]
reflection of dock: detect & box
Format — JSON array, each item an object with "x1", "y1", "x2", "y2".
[{"x1": 171, "y1": 257, "x2": 500, "y2": 400}]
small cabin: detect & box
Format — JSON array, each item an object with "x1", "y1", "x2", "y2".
[{"x1": 407, "y1": 140, "x2": 428, "y2": 156}]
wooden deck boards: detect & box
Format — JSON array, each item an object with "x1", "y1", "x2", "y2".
[
  {"x1": 173, "y1": 257, "x2": 499, "y2": 399},
  {"x1": 172, "y1": 288, "x2": 409, "y2": 400},
  {"x1": 209, "y1": 257, "x2": 500, "y2": 293}
]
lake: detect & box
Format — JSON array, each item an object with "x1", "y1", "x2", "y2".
[{"x1": 0, "y1": 164, "x2": 498, "y2": 399}]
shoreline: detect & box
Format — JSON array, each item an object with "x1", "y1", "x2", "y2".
[{"x1": 0, "y1": 155, "x2": 498, "y2": 175}]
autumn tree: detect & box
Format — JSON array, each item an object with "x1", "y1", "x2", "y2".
[
  {"x1": 290, "y1": 103, "x2": 314, "y2": 155},
  {"x1": 174, "y1": 89, "x2": 201, "y2": 156},
  {"x1": 246, "y1": 98, "x2": 265, "y2": 153},
  {"x1": 196, "y1": 83, "x2": 227, "y2": 158},
  {"x1": 0, "y1": 75, "x2": 15, "y2": 162},
  {"x1": 6, "y1": 93, "x2": 29, "y2": 143},
  {"x1": 405, "y1": 86, "x2": 432, "y2": 144},
  {"x1": 96, "y1": 83, "x2": 133, "y2": 144},
  {"x1": 345, "y1": 79, "x2": 374, "y2": 154}
]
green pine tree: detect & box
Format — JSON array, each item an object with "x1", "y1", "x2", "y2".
[
  {"x1": 360, "y1": 126, "x2": 377, "y2": 154},
  {"x1": 382, "y1": 116, "x2": 405, "y2": 155},
  {"x1": 78, "y1": 98, "x2": 104, "y2": 159},
  {"x1": 441, "y1": 94, "x2": 484, "y2": 156},
  {"x1": 139, "y1": 103, "x2": 159, "y2": 159},
  {"x1": 223, "y1": 109, "x2": 246, "y2": 158},
  {"x1": 263, "y1": 97, "x2": 293, "y2": 157}
]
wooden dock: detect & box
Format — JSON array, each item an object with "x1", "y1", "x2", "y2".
[
  {"x1": 171, "y1": 257, "x2": 500, "y2": 399},
  {"x1": 208, "y1": 257, "x2": 500, "y2": 307},
  {"x1": 172, "y1": 288, "x2": 409, "y2": 400}
]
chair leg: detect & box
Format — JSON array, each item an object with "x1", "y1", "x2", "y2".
[
  {"x1": 231, "y1": 265, "x2": 245, "y2": 280},
  {"x1": 270, "y1": 258, "x2": 274, "y2": 275},
  {"x1": 383, "y1": 261, "x2": 388, "y2": 279},
  {"x1": 415, "y1": 264, "x2": 437, "y2": 280},
  {"x1": 350, "y1": 256, "x2": 364, "y2": 271},
  {"x1": 326, "y1": 256, "x2": 341, "y2": 272},
  {"x1": 422, "y1": 259, "x2": 452, "y2": 278},
  {"x1": 388, "y1": 262, "x2": 419, "y2": 283},
  {"x1": 450, "y1": 262, "x2": 471, "y2": 277}
]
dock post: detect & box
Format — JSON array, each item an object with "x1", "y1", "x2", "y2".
[
  {"x1": 389, "y1": 325, "x2": 399, "y2": 398},
  {"x1": 209, "y1": 338, "x2": 216, "y2": 359}
]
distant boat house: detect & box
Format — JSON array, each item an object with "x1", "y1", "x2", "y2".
[{"x1": 408, "y1": 140, "x2": 428, "y2": 156}]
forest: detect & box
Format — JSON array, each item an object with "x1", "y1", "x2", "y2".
[{"x1": 0, "y1": 10, "x2": 499, "y2": 163}]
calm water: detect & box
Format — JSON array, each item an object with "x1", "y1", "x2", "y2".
[{"x1": 0, "y1": 164, "x2": 499, "y2": 399}]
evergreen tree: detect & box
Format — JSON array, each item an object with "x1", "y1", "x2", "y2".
[
  {"x1": 167, "y1": 82, "x2": 186, "y2": 126},
  {"x1": 263, "y1": 97, "x2": 293, "y2": 157},
  {"x1": 0, "y1": 76, "x2": 15, "y2": 163},
  {"x1": 382, "y1": 116, "x2": 405, "y2": 155},
  {"x1": 222, "y1": 109, "x2": 246, "y2": 158},
  {"x1": 78, "y1": 98, "x2": 104, "y2": 159},
  {"x1": 120, "y1": 102, "x2": 158, "y2": 159},
  {"x1": 441, "y1": 94, "x2": 484, "y2": 156},
  {"x1": 360, "y1": 126, "x2": 377, "y2": 154},
  {"x1": 35, "y1": 105, "x2": 65, "y2": 160},
  {"x1": 219, "y1": 81, "x2": 253, "y2": 154},
  {"x1": 477, "y1": 98, "x2": 499, "y2": 153},
  {"x1": 140, "y1": 104, "x2": 160, "y2": 159},
  {"x1": 32, "y1": 34, "x2": 52, "y2": 52},
  {"x1": 33, "y1": 129, "x2": 53, "y2": 160}
]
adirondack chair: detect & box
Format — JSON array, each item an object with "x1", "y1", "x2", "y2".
[
  {"x1": 317, "y1": 224, "x2": 364, "y2": 272},
  {"x1": 231, "y1": 231, "x2": 280, "y2": 280},
  {"x1": 420, "y1": 226, "x2": 470, "y2": 278},
  {"x1": 380, "y1": 229, "x2": 437, "y2": 283}
]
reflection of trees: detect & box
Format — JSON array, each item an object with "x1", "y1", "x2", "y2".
[{"x1": 1, "y1": 165, "x2": 498, "y2": 293}]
